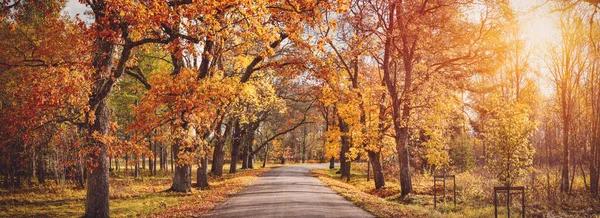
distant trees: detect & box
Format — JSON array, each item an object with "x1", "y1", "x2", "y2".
[{"x1": 546, "y1": 8, "x2": 588, "y2": 193}]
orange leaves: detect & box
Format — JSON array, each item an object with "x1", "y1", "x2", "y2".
[{"x1": 0, "y1": 15, "x2": 92, "y2": 152}]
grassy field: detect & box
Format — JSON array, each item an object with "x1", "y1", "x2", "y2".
[
  {"x1": 0, "y1": 164, "x2": 278, "y2": 217},
  {"x1": 312, "y1": 163, "x2": 600, "y2": 218}
]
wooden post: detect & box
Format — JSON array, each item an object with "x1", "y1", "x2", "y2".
[
  {"x1": 494, "y1": 189, "x2": 498, "y2": 218},
  {"x1": 493, "y1": 186, "x2": 525, "y2": 218},
  {"x1": 434, "y1": 176, "x2": 437, "y2": 209},
  {"x1": 507, "y1": 187, "x2": 510, "y2": 218},
  {"x1": 521, "y1": 188, "x2": 525, "y2": 218},
  {"x1": 453, "y1": 176, "x2": 456, "y2": 207},
  {"x1": 443, "y1": 175, "x2": 446, "y2": 203}
]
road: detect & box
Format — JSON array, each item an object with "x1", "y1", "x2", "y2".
[{"x1": 202, "y1": 164, "x2": 374, "y2": 218}]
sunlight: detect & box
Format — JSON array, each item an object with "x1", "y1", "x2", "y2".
[
  {"x1": 511, "y1": 0, "x2": 562, "y2": 97},
  {"x1": 511, "y1": 0, "x2": 561, "y2": 53}
]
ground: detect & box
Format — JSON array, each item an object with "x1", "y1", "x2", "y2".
[
  {"x1": 0, "y1": 164, "x2": 275, "y2": 217},
  {"x1": 203, "y1": 164, "x2": 373, "y2": 218},
  {"x1": 311, "y1": 162, "x2": 600, "y2": 218}
]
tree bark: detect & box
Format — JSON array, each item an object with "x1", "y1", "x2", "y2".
[
  {"x1": 36, "y1": 156, "x2": 45, "y2": 184},
  {"x1": 302, "y1": 125, "x2": 307, "y2": 163},
  {"x1": 230, "y1": 122, "x2": 242, "y2": 173},
  {"x1": 77, "y1": 156, "x2": 86, "y2": 188},
  {"x1": 211, "y1": 122, "x2": 231, "y2": 176},
  {"x1": 329, "y1": 156, "x2": 335, "y2": 169},
  {"x1": 84, "y1": 99, "x2": 110, "y2": 218},
  {"x1": 248, "y1": 152, "x2": 254, "y2": 169},
  {"x1": 242, "y1": 141, "x2": 249, "y2": 169},
  {"x1": 561, "y1": 109, "x2": 570, "y2": 193},
  {"x1": 368, "y1": 151, "x2": 385, "y2": 189},
  {"x1": 338, "y1": 117, "x2": 351, "y2": 180},
  {"x1": 212, "y1": 141, "x2": 225, "y2": 176},
  {"x1": 196, "y1": 156, "x2": 209, "y2": 189},
  {"x1": 134, "y1": 154, "x2": 140, "y2": 179},
  {"x1": 396, "y1": 126, "x2": 413, "y2": 196},
  {"x1": 169, "y1": 141, "x2": 192, "y2": 192},
  {"x1": 263, "y1": 144, "x2": 269, "y2": 168},
  {"x1": 153, "y1": 138, "x2": 157, "y2": 176}
]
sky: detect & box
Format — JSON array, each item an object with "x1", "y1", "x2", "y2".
[
  {"x1": 62, "y1": 0, "x2": 90, "y2": 21},
  {"x1": 510, "y1": 0, "x2": 562, "y2": 97}
]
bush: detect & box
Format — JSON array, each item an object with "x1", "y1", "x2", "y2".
[{"x1": 449, "y1": 135, "x2": 475, "y2": 172}]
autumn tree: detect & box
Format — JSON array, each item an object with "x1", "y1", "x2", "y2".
[
  {"x1": 376, "y1": 0, "x2": 508, "y2": 196},
  {"x1": 0, "y1": 0, "x2": 91, "y2": 189},
  {"x1": 545, "y1": 9, "x2": 588, "y2": 193},
  {"x1": 482, "y1": 95, "x2": 536, "y2": 186}
]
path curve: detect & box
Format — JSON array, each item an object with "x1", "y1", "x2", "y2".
[{"x1": 201, "y1": 164, "x2": 374, "y2": 218}]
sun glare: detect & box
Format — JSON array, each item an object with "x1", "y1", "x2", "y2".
[
  {"x1": 510, "y1": 0, "x2": 562, "y2": 96},
  {"x1": 511, "y1": 0, "x2": 561, "y2": 53}
]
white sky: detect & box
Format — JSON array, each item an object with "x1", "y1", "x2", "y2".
[
  {"x1": 510, "y1": 0, "x2": 561, "y2": 97},
  {"x1": 62, "y1": 0, "x2": 90, "y2": 21}
]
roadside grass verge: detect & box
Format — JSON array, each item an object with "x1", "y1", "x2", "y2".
[
  {"x1": 311, "y1": 168, "x2": 436, "y2": 218},
  {"x1": 312, "y1": 164, "x2": 600, "y2": 218},
  {"x1": 0, "y1": 165, "x2": 277, "y2": 217}
]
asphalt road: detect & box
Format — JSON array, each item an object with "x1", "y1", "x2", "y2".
[{"x1": 201, "y1": 164, "x2": 374, "y2": 218}]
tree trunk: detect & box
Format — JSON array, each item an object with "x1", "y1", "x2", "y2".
[
  {"x1": 196, "y1": 157, "x2": 209, "y2": 189},
  {"x1": 125, "y1": 154, "x2": 129, "y2": 176},
  {"x1": 591, "y1": 107, "x2": 599, "y2": 197},
  {"x1": 592, "y1": 142, "x2": 599, "y2": 197},
  {"x1": 230, "y1": 122, "x2": 242, "y2": 173},
  {"x1": 134, "y1": 155, "x2": 140, "y2": 179},
  {"x1": 367, "y1": 159, "x2": 370, "y2": 182},
  {"x1": 37, "y1": 157, "x2": 45, "y2": 184},
  {"x1": 242, "y1": 142, "x2": 249, "y2": 169},
  {"x1": 329, "y1": 157, "x2": 335, "y2": 169},
  {"x1": 263, "y1": 144, "x2": 269, "y2": 168},
  {"x1": 153, "y1": 139, "x2": 157, "y2": 176},
  {"x1": 338, "y1": 117, "x2": 351, "y2": 180},
  {"x1": 160, "y1": 145, "x2": 164, "y2": 171},
  {"x1": 396, "y1": 126, "x2": 413, "y2": 196},
  {"x1": 77, "y1": 156, "x2": 86, "y2": 188},
  {"x1": 302, "y1": 125, "x2": 307, "y2": 163},
  {"x1": 561, "y1": 116, "x2": 570, "y2": 193},
  {"x1": 169, "y1": 141, "x2": 192, "y2": 192},
  {"x1": 248, "y1": 153, "x2": 254, "y2": 169},
  {"x1": 212, "y1": 141, "x2": 225, "y2": 176},
  {"x1": 368, "y1": 151, "x2": 385, "y2": 189},
  {"x1": 84, "y1": 99, "x2": 110, "y2": 218},
  {"x1": 171, "y1": 147, "x2": 174, "y2": 172}
]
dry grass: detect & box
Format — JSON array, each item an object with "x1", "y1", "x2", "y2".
[
  {"x1": 0, "y1": 164, "x2": 278, "y2": 217},
  {"x1": 311, "y1": 169, "x2": 436, "y2": 218},
  {"x1": 312, "y1": 163, "x2": 600, "y2": 218}
]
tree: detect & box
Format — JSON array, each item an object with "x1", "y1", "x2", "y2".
[
  {"x1": 545, "y1": 9, "x2": 588, "y2": 193},
  {"x1": 483, "y1": 95, "x2": 536, "y2": 186},
  {"x1": 378, "y1": 0, "x2": 508, "y2": 196}
]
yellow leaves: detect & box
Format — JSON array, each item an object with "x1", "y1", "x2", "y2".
[{"x1": 482, "y1": 94, "x2": 537, "y2": 186}]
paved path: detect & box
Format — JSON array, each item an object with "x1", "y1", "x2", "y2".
[{"x1": 202, "y1": 164, "x2": 374, "y2": 218}]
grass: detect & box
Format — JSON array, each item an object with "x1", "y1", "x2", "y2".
[
  {"x1": 312, "y1": 163, "x2": 600, "y2": 218},
  {"x1": 0, "y1": 163, "x2": 279, "y2": 217}
]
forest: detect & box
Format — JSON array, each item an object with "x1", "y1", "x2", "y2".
[{"x1": 1, "y1": 0, "x2": 600, "y2": 217}]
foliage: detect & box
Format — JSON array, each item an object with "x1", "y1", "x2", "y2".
[
  {"x1": 483, "y1": 95, "x2": 536, "y2": 186},
  {"x1": 448, "y1": 135, "x2": 476, "y2": 172}
]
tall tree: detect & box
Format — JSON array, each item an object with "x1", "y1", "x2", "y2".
[{"x1": 545, "y1": 10, "x2": 588, "y2": 193}]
